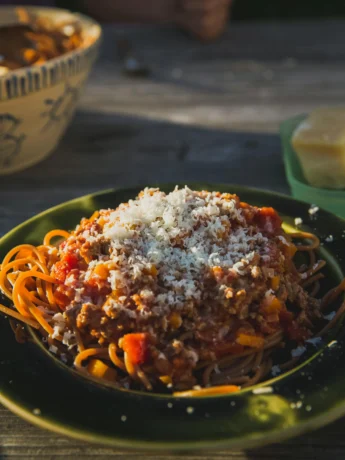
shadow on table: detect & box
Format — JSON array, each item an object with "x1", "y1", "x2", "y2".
[
  {"x1": 0, "y1": 109, "x2": 288, "y2": 195},
  {"x1": 243, "y1": 416, "x2": 344, "y2": 460}
]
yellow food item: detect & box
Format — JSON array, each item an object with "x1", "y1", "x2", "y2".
[
  {"x1": 87, "y1": 359, "x2": 117, "y2": 382},
  {"x1": 236, "y1": 333, "x2": 265, "y2": 348},
  {"x1": 159, "y1": 375, "x2": 172, "y2": 385},
  {"x1": 292, "y1": 107, "x2": 345, "y2": 189},
  {"x1": 271, "y1": 275, "x2": 280, "y2": 291}
]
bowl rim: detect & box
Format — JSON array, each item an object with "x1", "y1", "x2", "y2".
[{"x1": 0, "y1": 5, "x2": 102, "y2": 81}]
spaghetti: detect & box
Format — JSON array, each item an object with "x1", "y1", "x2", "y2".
[{"x1": 0, "y1": 187, "x2": 344, "y2": 397}]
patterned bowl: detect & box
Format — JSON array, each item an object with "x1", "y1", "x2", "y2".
[{"x1": 0, "y1": 6, "x2": 101, "y2": 175}]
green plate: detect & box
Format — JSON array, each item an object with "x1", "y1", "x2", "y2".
[
  {"x1": 1, "y1": 184, "x2": 345, "y2": 451},
  {"x1": 280, "y1": 115, "x2": 345, "y2": 219}
]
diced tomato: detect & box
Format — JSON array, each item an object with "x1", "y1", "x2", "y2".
[
  {"x1": 121, "y1": 333, "x2": 149, "y2": 365},
  {"x1": 53, "y1": 253, "x2": 79, "y2": 283},
  {"x1": 65, "y1": 253, "x2": 79, "y2": 269},
  {"x1": 279, "y1": 309, "x2": 294, "y2": 325},
  {"x1": 278, "y1": 309, "x2": 310, "y2": 342},
  {"x1": 286, "y1": 321, "x2": 311, "y2": 342},
  {"x1": 172, "y1": 357, "x2": 188, "y2": 369},
  {"x1": 255, "y1": 207, "x2": 282, "y2": 235}
]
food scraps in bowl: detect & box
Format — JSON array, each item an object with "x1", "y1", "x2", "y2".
[{"x1": 0, "y1": 7, "x2": 84, "y2": 74}]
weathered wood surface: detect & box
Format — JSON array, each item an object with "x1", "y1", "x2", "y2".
[{"x1": 1, "y1": 20, "x2": 345, "y2": 459}]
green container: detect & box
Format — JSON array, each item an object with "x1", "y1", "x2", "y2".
[{"x1": 280, "y1": 114, "x2": 345, "y2": 219}]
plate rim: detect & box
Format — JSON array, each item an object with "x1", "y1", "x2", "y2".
[{"x1": 2, "y1": 388, "x2": 345, "y2": 451}]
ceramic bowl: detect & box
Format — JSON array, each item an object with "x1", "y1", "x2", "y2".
[{"x1": 0, "y1": 6, "x2": 101, "y2": 175}]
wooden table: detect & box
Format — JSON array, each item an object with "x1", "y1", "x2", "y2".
[{"x1": 1, "y1": 20, "x2": 345, "y2": 459}]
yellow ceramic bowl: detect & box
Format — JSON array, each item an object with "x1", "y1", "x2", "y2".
[{"x1": 0, "y1": 6, "x2": 101, "y2": 175}]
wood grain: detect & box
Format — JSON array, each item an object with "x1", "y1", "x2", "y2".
[{"x1": 1, "y1": 20, "x2": 345, "y2": 458}]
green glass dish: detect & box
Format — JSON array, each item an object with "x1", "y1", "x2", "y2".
[
  {"x1": 280, "y1": 115, "x2": 345, "y2": 219},
  {"x1": 0, "y1": 184, "x2": 345, "y2": 450}
]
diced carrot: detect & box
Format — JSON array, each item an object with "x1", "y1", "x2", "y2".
[
  {"x1": 89, "y1": 211, "x2": 99, "y2": 222},
  {"x1": 169, "y1": 312, "x2": 182, "y2": 329},
  {"x1": 132, "y1": 294, "x2": 144, "y2": 310},
  {"x1": 87, "y1": 359, "x2": 117, "y2": 382},
  {"x1": 212, "y1": 266, "x2": 224, "y2": 282},
  {"x1": 262, "y1": 295, "x2": 282, "y2": 314},
  {"x1": 121, "y1": 333, "x2": 149, "y2": 365},
  {"x1": 236, "y1": 333, "x2": 265, "y2": 348},
  {"x1": 149, "y1": 265, "x2": 158, "y2": 276},
  {"x1": 271, "y1": 276, "x2": 280, "y2": 291},
  {"x1": 268, "y1": 296, "x2": 282, "y2": 311},
  {"x1": 93, "y1": 264, "x2": 109, "y2": 279},
  {"x1": 98, "y1": 217, "x2": 106, "y2": 227}
]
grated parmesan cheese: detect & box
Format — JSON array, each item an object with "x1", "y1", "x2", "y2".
[
  {"x1": 271, "y1": 365, "x2": 281, "y2": 376},
  {"x1": 305, "y1": 337, "x2": 322, "y2": 347},
  {"x1": 49, "y1": 345, "x2": 58, "y2": 354},
  {"x1": 99, "y1": 187, "x2": 270, "y2": 314},
  {"x1": 291, "y1": 346, "x2": 306, "y2": 358},
  {"x1": 323, "y1": 311, "x2": 336, "y2": 321},
  {"x1": 308, "y1": 205, "x2": 319, "y2": 216},
  {"x1": 252, "y1": 386, "x2": 273, "y2": 394}
]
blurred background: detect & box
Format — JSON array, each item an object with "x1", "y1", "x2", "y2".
[
  {"x1": 9, "y1": 0, "x2": 345, "y2": 20},
  {"x1": 11, "y1": 0, "x2": 345, "y2": 20},
  {"x1": 4, "y1": 0, "x2": 345, "y2": 24}
]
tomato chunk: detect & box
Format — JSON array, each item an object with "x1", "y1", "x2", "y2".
[
  {"x1": 53, "y1": 253, "x2": 79, "y2": 283},
  {"x1": 286, "y1": 322, "x2": 311, "y2": 342},
  {"x1": 255, "y1": 207, "x2": 282, "y2": 235},
  {"x1": 121, "y1": 333, "x2": 149, "y2": 365}
]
